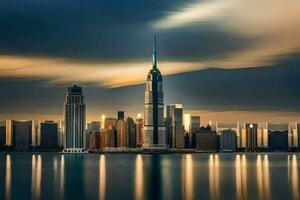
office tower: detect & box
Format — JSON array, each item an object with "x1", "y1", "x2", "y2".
[
  {"x1": 143, "y1": 35, "x2": 166, "y2": 148},
  {"x1": 58, "y1": 120, "x2": 64, "y2": 147},
  {"x1": 135, "y1": 116, "x2": 143, "y2": 147},
  {"x1": 5, "y1": 120, "x2": 12, "y2": 146},
  {"x1": 257, "y1": 123, "x2": 268, "y2": 149},
  {"x1": 195, "y1": 126, "x2": 217, "y2": 151},
  {"x1": 105, "y1": 125, "x2": 117, "y2": 147},
  {"x1": 166, "y1": 104, "x2": 184, "y2": 149},
  {"x1": 118, "y1": 111, "x2": 125, "y2": 121},
  {"x1": 218, "y1": 129, "x2": 237, "y2": 151},
  {"x1": 117, "y1": 120, "x2": 128, "y2": 147},
  {"x1": 268, "y1": 123, "x2": 288, "y2": 151},
  {"x1": 289, "y1": 122, "x2": 298, "y2": 148},
  {"x1": 64, "y1": 85, "x2": 86, "y2": 153},
  {"x1": 12, "y1": 120, "x2": 33, "y2": 151},
  {"x1": 100, "y1": 129, "x2": 106, "y2": 148},
  {"x1": 89, "y1": 131, "x2": 100, "y2": 149},
  {"x1": 32, "y1": 120, "x2": 40, "y2": 147},
  {"x1": 245, "y1": 123, "x2": 258, "y2": 151},
  {"x1": 0, "y1": 121, "x2": 6, "y2": 149},
  {"x1": 105, "y1": 118, "x2": 118, "y2": 129},
  {"x1": 127, "y1": 117, "x2": 136, "y2": 148},
  {"x1": 216, "y1": 122, "x2": 240, "y2": 148},
  {"x1": 190, "y1": 116, "x2": 200, "y2": 148},
  {"x1": 40, "y1": 121, "x2": 59, "y2": 150},
  {"x1": 86, "y1": 121, "x2": 101, "y2": 149}
]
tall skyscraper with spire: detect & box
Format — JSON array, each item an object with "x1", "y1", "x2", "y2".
[{"x1": 143, "y1": 35, "x2": 167, "y2": 148}]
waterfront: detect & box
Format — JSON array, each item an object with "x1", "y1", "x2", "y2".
[{"x1": 0, "y1": 153, "x2": 299, "y2": 200}]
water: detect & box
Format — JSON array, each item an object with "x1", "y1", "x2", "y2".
[{"x1": 0, "y1": 153, "x2": 299, "y2": 200}]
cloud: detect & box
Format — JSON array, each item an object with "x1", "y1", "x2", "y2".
[{"x1": 154, "y1": 0, "x2": 300, "y2": 68}]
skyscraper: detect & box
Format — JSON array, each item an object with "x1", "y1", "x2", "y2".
[
  {"x1": 41, "y1": 121, "x2": 59, "y2": 150},
  {"x1": 63, "y1": 85, "x2": 86, "y2": 153},
  {"x1": 135, "y1": 115, "x2": 143, "y2": 147},
  {"x1": 117, "y1": 111, "x2": 125, "y2": 121},
  {"x1": 245, "y1": 123, "x2": 258, "y2": 151},
  {"x1": 143, "y1": 35, "x2": 166, "y2": 148},
  {"x1": 166, "y1": 104, "x2": 184, "y2": 149}
]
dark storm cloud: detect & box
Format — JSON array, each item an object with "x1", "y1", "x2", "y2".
[{"x1": 0, "y1": 0, "x2": 248, "y2": 62}]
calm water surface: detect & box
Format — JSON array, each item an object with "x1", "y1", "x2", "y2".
[{"x1": 0, "y1": 153, "x2": 299, "y2": 200}]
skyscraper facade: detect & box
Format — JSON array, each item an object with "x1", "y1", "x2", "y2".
[
  {"x1": 41, "y1": 121, "x2": 59, "y2": 149},
  {"x1": 143, "y1": 36, "x2": 166, "y2": 148},
  {"x1": 63, "y1": 85, "x2": 86, "y2": 153},
  {"x1": 166, "y1": 104, "x2": 184, "y2": 149}
]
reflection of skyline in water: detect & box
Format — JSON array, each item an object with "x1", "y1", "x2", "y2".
[
  {"x1": 5, "y1": 154, "x2": 11, "y2": 200},
  {"x1": 209, "y1": 154, "x2": 220, "y2": 200},
  {"x1": 288, "y1": 155, "x2": 299, "y2": 200},
  {"x1": 99, "y1": 155, "x2": 106, "y2": 200},
  {"x1": 256, "y1": 155, "x2": 270, "y2": 200},
  {"x1": 135, "y1": 154, "x2": 143, "y2": 200},
  {"x1": 183, "y1": 154, "x2": 193, "y2": 200},
  {"x1": 31, "y1": 154, "x2": 42, "y2": 200},
  {"x1": 0, "y1": 153, "x2": 299, "y2": 200},
  {"x1": 236, "y1": 154, "x2": 247, "y2": 200}
]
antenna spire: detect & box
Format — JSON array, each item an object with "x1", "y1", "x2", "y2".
[{"x1": 152, "y1": 33, "x2": 157, "y2": 69}]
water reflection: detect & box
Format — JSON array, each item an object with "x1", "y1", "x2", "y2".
[
  {"x1": 209, "y1": 154, "x2": 220, "y2": 200},
  {"x1": 288, "y1": 155, "x2": 299, "y2": 200},
  {"x1": 31, "y1": 154, "x2": 42, "y2": 200},
  {"x1": 5, "y1": 155, "x2": 11, "y2": 200},
  {"x1": 236, "y1": 155, "x2": 247, "y2": 200},
  {"x1": 183, "y1": 154, "x2": 193, "y2": 200},
  {"x1": 99, "y1": 155, "x2": 106, "y2": 200},
  {"x1": 60, "y1": 155, "x2": 65, "y2": 199},
  {"x1": 135, "y1": 155, "x2": 144, "y2": 200},
  {"x1": 256, "y1": 155, "x2": 270, "y2": 200}
]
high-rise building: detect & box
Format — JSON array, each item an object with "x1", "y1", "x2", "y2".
[
  {"x1": 105, "y1": 126, "x2": 116, "y2": 148},
  {"x1": 195, "y1": 126, "x2": 217, "y2": 151},
  {"x1": 41, "y1": 121, "x2": 59, "y2": 150},
  {"x1": 289, "y1": 122, "x2": 298, "y2": 148},
  {"x1": 143, "y1": 35, "x2": 166, "y2": 148},
  {"x1": 117, "y1": 111, "x2": 125, "y2": 121},
  {"x1": 127, "y1": 117, "x2": 136, "y2": 148},
  {"x1": 117, "y1": 120, "x2": 128, "y2": 147},
  {"x1": 245, "y1": 123, "x2": 258, "y2": 151},
  {"x1": 89, "y1": 131, "x2": 100, "y2": 149},
  {"x1": 166, "y1": 104, "x2": 184, "y2": 149},
  {"x1": 135, "y1": 116, "x2": 143, "y2": 147},
  {"x1": 268, "y1": 123, "x2": 289, "y2": 150},
  {"x1": 63, "y1": 85, "x2": 86, "y2": 153},
  {"x1": 0, "y1": 121, "x2": 6, "y2": 149},
  {"x1": 105, "y1": 118, "x2": 118, "y2": 129},
  {"x1": 86, "y1": 121, "x2": 101, "y2": 149},
  {"x1": 216, "y1": 122, "x2": 240, "y2": 148},
  {"x1": 257, "y1": 123, "x2": 268, "y2": 149},
  {"x1": 12, "y1": 120, "x2": 33, "y2": 151},
  {"x1": 218, "y1": 129, "x2": 237, "y2": 151},
  {"x1": 190, "y1": 116, "x2": 200, "y2": 148}
]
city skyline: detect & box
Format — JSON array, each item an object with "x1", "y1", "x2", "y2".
[{"x1": 1, "y1": 0, "x2": 300, "y2": 123}]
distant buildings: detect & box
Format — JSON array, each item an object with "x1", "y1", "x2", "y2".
[
  {"x1": 118, "y1": 111, "x2": 125, "y2": 121},
  {"x1": 218, "y1": 129, "x2": 237, "y2": 151},
  {"x1": 12, "y1": 120, "x2": 33, "y2": 151},
  {"x1": 268, "y1": 123, "x2": 289, "y2": 151},
  {"x1": 244, "y1": 123, "x2": 258, "y2": 151},
  {"x1": 0, "y1": 121, "x2": 6, "y2": 149},
  {"x1": 195, "y1": 126, "x2": 217, "y2": 151},
  {"x1": 166, "y1": 104, "x2": 184, "y2": 149},
  {"x1": 64, "y1": 85, "x2": 86, "y2": 153},
  {"x1": 127, "y1": 117, "x2": 136, "y2": 148},
  {"x1": 135, "y1": 116, "x2": 143, "y2": 147},
  {"x1": 40, "y1": 121, "x2": 58, "y2": 150},
  {"x1": 143, "y1": 35, "x2": 166, "y2": 148}
]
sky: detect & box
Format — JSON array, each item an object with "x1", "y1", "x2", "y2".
[{"x1": 0, "y1": 0, "x2": 300, "y2": 124}]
